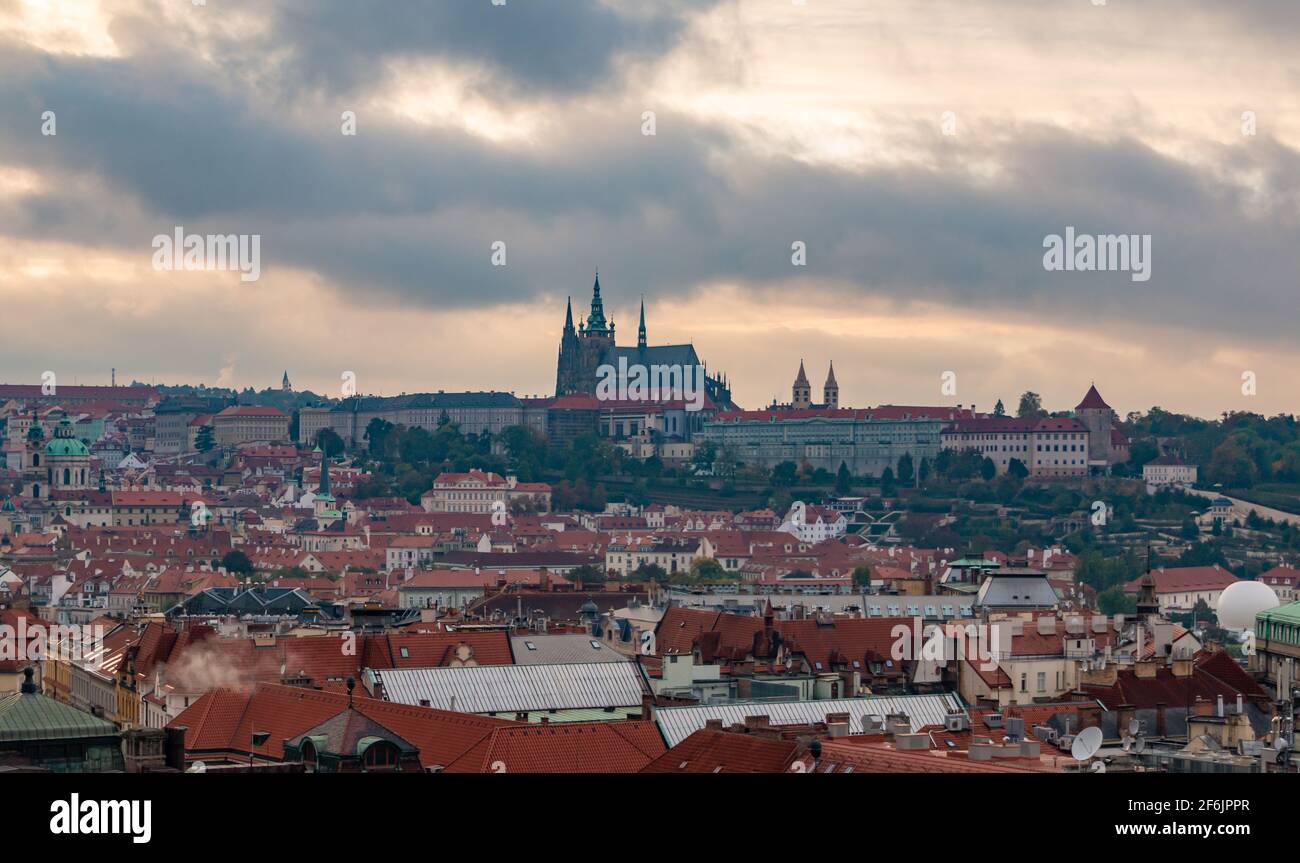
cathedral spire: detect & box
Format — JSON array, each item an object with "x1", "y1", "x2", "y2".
[
  {"x1": 637, "y1": 296, "x2": 647, "y2": 349},
  {"x1": 587, "y1": 272, "x2": 608, "y2": 334},
  {"x1": 564, "y1": 296, "x2": 574, "y2": 332}
]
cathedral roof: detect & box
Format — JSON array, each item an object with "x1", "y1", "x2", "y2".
[
  {"x1": 794, "y1": 360, "x2": 810, "y2": 387},
  {"x1": 611, "y1": 344, "x2": 702, "y2": 367}
]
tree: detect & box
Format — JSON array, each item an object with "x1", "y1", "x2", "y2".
[
  {"x1": 771, "y1": 461, "x2": 799, "y2": 487},
  {"x1": 315, "y1": 428, "x2": 345, "y2": 458},
  {"x1": 1017, "y1": 391, "x2": 1045, "y2": 418},
  {"x1": 852, "y1": 565, "x2": 872, "y2": 589},
  {"x1": 629, "y1": 562, "x2": 668, "y2": 584},
  {"x1": 1206, "y1": 438, "x2": 1258, "y2": 488},
  {"x1": 993, "y1": 399, "x2": 1006, "y2": 417},
  {"x1": 365, "y1": 418, "x2": 396, "y2": 459},
  {"x1": 692, "y1": 440, "x2": 718, "y2": 475},
  {"x1": 1007, "y1": 458, "x2": 1029, "y2": 479},
  {"x1": 195, "y1": 425, "x2": 215, "y2": 453},
  {"x1": 688, "y1": 558, "x2": 728, "y2": 584},
  {"x1": 835, "y1": 461, "x2": 852, "y2": 495},
  {"x1": 897, "y1": 453, "x2": 915, "y2": 487},
  {"x1": 918, "y1": 456, "x2": 931, "y2": 484},
  {"x1": 880, "y1": 467, "x2": 896, "y2": 495},
  {"x1": 221, "y1": 550, "x2": 253, "y2": 575},
  {"x1": 1097, "y1": 586, "x2": 1136, "y2": 615},
  {"x1": 570, "y1": 564, "x2": 607, "y2": 588},
  {"x1": 980, "y1": 457, "x2": 997, "y2": 482}
]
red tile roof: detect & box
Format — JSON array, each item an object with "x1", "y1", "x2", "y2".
[
  {"x1": 1076, "y1": 384, "x2": 1112, "y2": 411},
  {"x1": 1082, "y1": 650, "x2": 1267, "y2": 709},
  {"x1": 641, "y1": 729, "x2": 801, "y2": 773},
  {"x1": 1124, "y1": 566, "x2": 1239, "y2": 594},
  {"x1": 170, "y1": 683, "x2": 517, "y2": 768},
  {"x1": 443, "y1": 721, "x2": 666, "y2": 773}
]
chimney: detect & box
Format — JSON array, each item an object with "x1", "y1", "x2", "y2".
[
  {"x1": 1117, "y1": 704, "x2": 1136, "y2": 738},
  {"x1": 1155, "y1": 702, "x2": 1167, "y2": 736},
  {"x1": 1216, "y1": 695, "x2": 1224, "y2": 718},
  {"x1": 1193, "y1": 696, "x2": 1213, "y2": 717},
  {"x1": 164, "y1": 725, "x2": 188, "y2": 771},
  {"x1": 825, "y1": 712, "x2": 851, "y2": 738},
  {"x1": 743, "y1": 714, "x2": 771, "y2": 731},
  {"x1": 705, "y1": 719, "x2": 724, "y2": 731}
]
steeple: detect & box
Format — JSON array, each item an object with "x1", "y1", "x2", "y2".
[
  {"x1": 823, "y1": 361, "x2": 839, "y2": 409},
  {"x1": 792, "y1": 360, "x2": 812, "y2": 409},
  {"x1": 564, "y1": 296, "x2": 574, "y2": 332},
  {"x1": 637, "y1": 296, "x2": 647, "y2": 349},
  {"x1": 319, "y1": 453, "x2": 331, "y2": 498},
  {"x1": 586, "y1": 272, "x2": 608, "y2": 334}
]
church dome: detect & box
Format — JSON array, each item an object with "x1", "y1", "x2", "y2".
[{"x1": 45, "y1": 437, "x2": 90, "y2": 457}]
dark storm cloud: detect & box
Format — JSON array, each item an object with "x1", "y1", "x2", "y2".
[
  {"x1": 1, "y1": 0, "x2": 1299, "y2": 349},
  {"x1": 219, "y1": 0, "x2": 713, "y2": 98}
]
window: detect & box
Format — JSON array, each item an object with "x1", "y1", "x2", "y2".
[
  {"x1": 362, "y1": 742, "x2": 399, "y2": 770},
  {"x1": 1036, "y1": 672, "x2": 1046, "y2": 692}
]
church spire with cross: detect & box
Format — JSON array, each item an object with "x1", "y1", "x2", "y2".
[
  {"x1": 586, "y1": 271, "x2": 609, "y2": 334},
  {"x1": 637, "y1": 296, "x2": 647, "y2": 348}
]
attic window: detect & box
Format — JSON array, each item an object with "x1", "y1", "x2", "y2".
[
  {"x1": 399, "y1": 647, "x2": 409, "y2": 658},
  {"x1": 525, "y1": 641, "x2": 537, "y2": 651},
  {"x1": 590, "y1": 640, "x2": 602, "y2": 649}
]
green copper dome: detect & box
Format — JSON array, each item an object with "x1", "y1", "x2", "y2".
[{"x1": 44, "y1": 437, "x2": 89, "y2": 457}]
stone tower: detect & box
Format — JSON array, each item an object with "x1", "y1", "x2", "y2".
[
  {"x1": 792, "y1": 361, "x2": 812, "y2": 409},
  {"x1": 823, "y1": 362, "x2": 839, "y2": 409},
  {"x1": 1075, "y1": 383, "x2": 1115, "y2": 473}
]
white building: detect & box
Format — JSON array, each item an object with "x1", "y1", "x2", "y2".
[
  {"x1": 1143, "y1": 455, "x2": 1197, "y2": 493},
  {"x1": 779, "y1": 503, "x2": 847, "y2": 543}
]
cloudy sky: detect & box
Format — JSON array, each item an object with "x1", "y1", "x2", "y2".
[{"x1": 2, "y1": 0, "x2": 1298, "y2": 418}]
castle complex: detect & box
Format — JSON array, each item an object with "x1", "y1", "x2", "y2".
[{"x1": 555, "y1": 275, "x2": 733, "y2": 408}]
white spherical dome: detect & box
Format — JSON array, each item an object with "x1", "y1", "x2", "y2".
[{"x1": 1216, "y1": 580, "x2": 1280, "y2": 630}]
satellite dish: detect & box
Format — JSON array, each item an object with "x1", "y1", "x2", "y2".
[
  {"x1": 1134, "y1": 737, "x2": 1146, "y2": 753},
  {"x1": 1091, "y1": 760, "x2": 1107, "y2": 773},
  {"x1": 187, "y1": 761, "x2": 207, "y2": 774},
  {"x1": 1071, "y1": 726, "x2": 1103, "y2": 761},
  {"x1": 1128, "y1": 719, "x2": 1140, "y2": 736},
  {"x1": 1121, "y1": 736, "x2": 1132, "y2": 752},
  {"x1": 1276, "y1": 737, "x2": 1289, "y2": 751}
]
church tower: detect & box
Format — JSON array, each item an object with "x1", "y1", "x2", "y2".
[
  {"x1": 556, "y1": 275, "x2": 615, "y2": 397},
  {"x1": 823, "y1": 362, "x2": 839, "y2": 409},
  {"x1": 792, "y1": 361, "x2": 812, "y2": 409},
  {"x1": 45, "y1": 413, "x2": 91, "y2": 491},
  {"x1": 637, "y1": 297, "x2": 647, "y2": 349}
]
